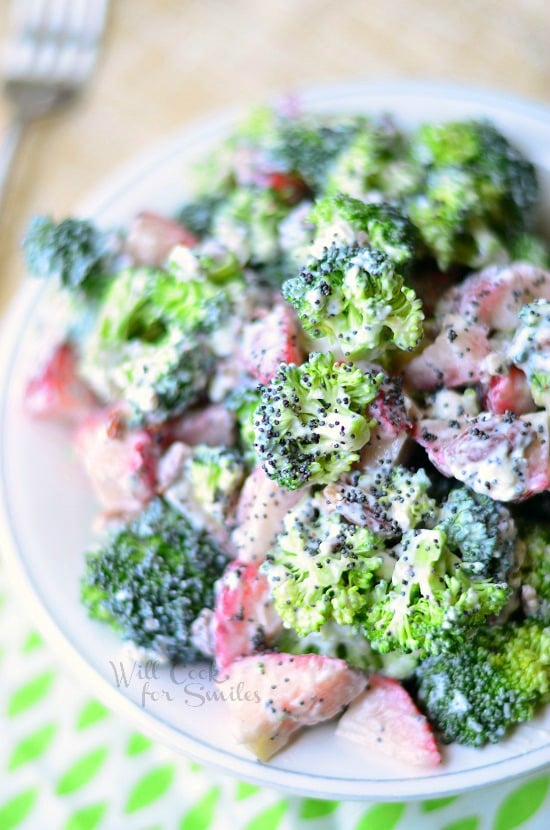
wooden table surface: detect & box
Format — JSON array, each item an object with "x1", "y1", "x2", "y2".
[{"x1": 1, "y1": 0, "x2": 549, "y2": 313}]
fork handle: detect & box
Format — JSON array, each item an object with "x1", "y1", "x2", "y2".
[{"x1": 0, "y1": 117, "x2": 27, "y2": 213}]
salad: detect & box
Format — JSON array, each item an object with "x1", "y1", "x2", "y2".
[{"x1": 22, "y1": 104, "x2": 549, "y2": 769}]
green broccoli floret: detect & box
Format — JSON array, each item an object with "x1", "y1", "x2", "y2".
[
  {"x1": 81, "y1": 498, "x2": 229, "y2": 663},
  {"x1": 308, "y1": 194, "x2": 419, "y2": 269},
  {"x1": 438, "y1": 486, "x2": 519, "y2": 580},
  {"x1": 225, "y1": 387, "x2": 262, "y2": 467},
  {"x1": 274, "y1": 620, "x2": 379, "y2": 672},
  {"x1": 365, "y1": 528, "x2": 511, "y2": 657},
  {"x1": 507, "y1": 299, "x2": 550, "y2": 411},
  {"x1": 404, "y1": 119, "x2": 539, "y2": 269},
  {"x1": 166, "y1": 445, "x2": 245, "y2": 531},
  {"x1": 23, "y1": 215, "x2": 114, "y2": 296},
  {"x1": 507, "y1": 232, "x2": 550, "y2": 267},
  {"x1": 519, "y1": 524, "x2": 550, "y2": 624},
  {"x1": 353, "y1": 465, "x2": 437, "y2": 533},
  {"x1": 80, "y1": 266, "x2": 229, "y2": 422},
  {"x1": 416, "y1": 620, "x2": 550, "y2": 746},
  {"x1": 282, "y1": 245, "x2": 424, "y2": 360},
  {"x1": 175, "y1": 193, "x2": 226, "y2": 238},
  {"x1": 263, "y1": 496, "x2": 388, "y2": 635},
  {"x1": 253, "y1": 352, "x2": 383, "y2": 490},
  {"x1": 323, "y1": 118, "x2": 416, "y2": 200}
]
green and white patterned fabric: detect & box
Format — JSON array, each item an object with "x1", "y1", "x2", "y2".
[{"x1": 0, "y1": 564, "x2": 548, "y2": 830}]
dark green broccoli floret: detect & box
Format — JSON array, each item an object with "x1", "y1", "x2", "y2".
[
  {"x1": 508, "y1": 299, "x2": 550, "y2": 410},
  {"x1": 519, "y1": 524, "x2": 550, "y2": 624},
  {"x1": 253, "y1": 352, "x2": 383, "y2": 490},
  {"x1": 81, "y1": 498, "x2": 230, "y2": 663},
  {"x1": 416, "y1": 620, "x2": 550, "y2": 746},
  {"x1": 176, "y1": 194, "x2": 226, "y2": 238},
  {"x1": 308, "y1": 194, "x2": 419, "y2": 269},
  {"x1": 365, "y1": 528, "x2": 510, "y2": 657},
  {"x1": 438, "y1": 486, "x2": 519, "y2": 580},
  {"x1": 507, "y1": 232, "x2": 550, "y2": 267},
  {"x1": 263, "y1": 495, "x2": 388, "y2": 634},
  {"x1": 404, "y1": 119, "x2": 539, "y2": 269},
  {"x1": 282, "y1": 244, "x2": 423, "y2": 360},
  {"x1": 23, "y1": 215, "x2": 114, "y2": 296},
  {"x1": 80, "y1": 266, "x2": 228, "y2": 422}
]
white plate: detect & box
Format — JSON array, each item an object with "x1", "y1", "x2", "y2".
[{"x1": 1, "y1": 81, "x2": 550, "y2": 801}]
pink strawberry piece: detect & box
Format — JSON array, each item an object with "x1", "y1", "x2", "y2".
[
  {"x1": 25, "y1": 341, "x2": 99, "y2": 423},
  {"x1": 223, "y1": 653, "x2": 367, "y2": 761},
  {"x1": 485, "y1": 367, "x2": 535, "y2": 416},
  {"x1": 360, "y1": 378, "x2": 413, "y2": 469},
  {"x1": 404, "y1": 315, "x2": 490, "y2": 391},
  {"x1": 75, "y1": 406, "x2": 158, "y2": 515},
  {"x1": 415, "y1": 411, "x2": 550, "y2": 501},
  {"x1": 336, "y1": 674, "x2": 441, "y2": 768},
  {"x1": 240, "y1": 303, "x2": 302, "y2": 384},
  {"x1": 439, "y1": 262, "x2": 550, "y2": 331},
  {"x1": 213, "y1": 561, "x2": 283, "y2": 673},
  {"x1": 151, "y1": 404, "x2": 236, "y2": 450},
  {"x1": 124, "y1": 210, "x2": 198, "y2": 266},
  {"x1": 230, "y1": 466, "x2": 306, "y2": 562}
]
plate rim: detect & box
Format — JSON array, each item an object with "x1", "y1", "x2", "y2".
[{"x1": 1, "y1": 79, "x2": 549, "y2": 800}]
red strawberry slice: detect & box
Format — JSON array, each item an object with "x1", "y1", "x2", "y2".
[
  {"x1": 485, "y1": 367, "x2": 535, "y2": 416},
  {"x1": 336, "y1": 674, "x2": 441, "y2": 768},
  {"x1": 223, "y1": 653, "x2": 366, "y2": 760},
  {"x1": 439, "y1": 262, "x2": 550, "y2": 331},
  {"x1": 240, "y1": 303, "x2": 302, "y2": 385},
  {"x1": 213, "y1": 561, "x2": 283, "y2": 673},
  {"x1": 360, "y1": 378, "x2": 413, "y2": 469},
  {"x1": 415, "y1": 411, "x2": 550, "y2": 502},
  {"x1": 25, "y1": 341, "x2": 99, "y2": 423},
  {"x1": 231, "y1": 466, "x2": 306, "y2": 562},
  {"x1": 75, "y1": 406, "x2": 158, "y2": 515},
  {"x1": 124, "y1": 211, "x2": 198, "y2": 266},
  {"x1": 404, "y1": 315, "x2": 490, "y2": 391}
]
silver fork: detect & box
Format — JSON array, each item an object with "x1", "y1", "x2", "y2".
[{"x1": 0, "y1": 0, "x2": 108, "y2": 209}]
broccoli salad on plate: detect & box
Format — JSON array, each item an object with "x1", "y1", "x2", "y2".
[{"x1": 22, "y1": 105, "x2": 549, "y2": 768}]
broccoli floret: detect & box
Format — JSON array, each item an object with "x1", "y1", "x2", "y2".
[
  {"x1": 263, "y1": 496, "x2": 387, "y2": 635},
  {"x1": 354, "y1": 465, "x2": 437, "y2": 533},
  {"x1": 225, "y1": 386, "x2": 262, "y2": 467},
  {"x1": 275, "y1": 620, "x2": 379, "y2": 672},
  {"x1": 507, "y1": 299, "x2": 550, "y2": 410},
  {"x1": 23, "y1": 215, "x2": 114, "y2": 296},
  {"x1": 80, "y1": 266, "x2": 228, "y2": 422},
  {"x1": 323, "y1": 118, "x2": 416, "y2": 200},
  {"x1": 416, "y1": 620, "x2": 550, "y2": 746},
  {"x1": 308, "y1": 194, "x2": 419, "y2": 269},
  {"x1": 175, "y1": 193, "x2": 226, "y2": 238},
  {"x1": 519, "y1": 524, "x2": 550, "y2": 624},
  {"x1": 438, "y1": 486, "x2": 519, "y2": 580},
  {"x1": 166, "y1": 445, "x2": 245, "y2": 532},
  {"x1": 404, "y1": 119, "x2": 539, "y2": 269},
  {"x1": 81, "y1": 498, "x2": 230, "y2": 663},
  {"x1": 365, "y1": 528, "x2": 510, "y2": 657},
  {"x1": 253, "y1": 352, "x2": 383, "y2": 490},
  {"x1": 282, "y1": 245, "x2": 424, "y2": 360},
  {"x1": 507, "y1": 232, "x2": 550, "y2": 267}
]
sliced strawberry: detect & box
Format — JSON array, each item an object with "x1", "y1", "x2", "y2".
[
  {"x1": 336, "y1": 674, "x2": 441, "y2": 768},
  {"x1": 404, "y1": 315, "x2": 490, "y2": 391},
  {"x1": 230, "y1": 466, "x2": 306, "y2": 562},
  {"x1": 124, "y1": 211, "x2": 198, "y2": 266},
  {"x1": 223, "y1": 653, "x2": 366, "y2": 761},
  {"x1": 75, "y1": 406, "x2": 158, "y2": 515},
  {"x1": 265, "y1": 171, "x2": 308, "y2": 204},
  {"x1": 213, "y1": 561, "x2": 283, "y2": 673},
  {"x1": 360, "y1": 378, "x2": 413, "y2": 470},
  {"x1": 150, "y1": 404, "x2": 236, "y2": 450},
  {"x1": 240, "y1": 303, "x2": 302, "y2": 385},
  {"x1": 415, "y1": 411, "x2": 550, "y2": 502},
  {"x1": 439, "y1": 262, "x2": 550, "y2": 331},
  {"x1": 485, "y1": 367, "x2": 535, "y2": 416},
  {"x1": 25, "y1": 341, "x2": 99, "y2": 423}
]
